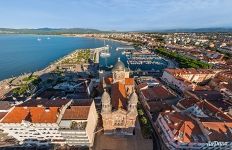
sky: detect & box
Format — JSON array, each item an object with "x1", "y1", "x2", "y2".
[{"x1": 0, "y1": 0, "x2": 231, "y2": 31}]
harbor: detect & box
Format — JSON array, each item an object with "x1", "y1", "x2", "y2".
[{"x1": 100, "y1": 46, "x2": 171, "y2": 76}]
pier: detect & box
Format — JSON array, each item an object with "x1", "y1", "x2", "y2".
[{"x1": 116, "y1": 46, "x2": 135, "y2": 51}]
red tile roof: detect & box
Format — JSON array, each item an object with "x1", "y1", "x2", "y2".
[
  {"x1": 161, "y1": 112, "x2": 204, "y2": 143},
  {"x1": 202, "y1": 122, "x2": 232, "y2": 142},
  {"x1": 1, "y1": 98, "x2": 70, "y2": 123},
  {"x1": 137, "y1": 83, "x2": 148, "y2": 90},
  {"x1": 1, "y1": 107, "x2": 59, "y2": 123},
  {"x1": 125, "y1": 78, "x2": 134, "y2": 85},
  {"x1": 111, "y1": 82, "x2": 127, "y2": 110},
  {"x1": 141, "y1": 86, "x2": 176, "y2": 101},
  {"x1": 196, "y1": 101, "x2": 232, "y2": 122},
  {"x1": 62, "y1": 106, "x2": 90, "y2": 120},
  {"x1": 164, "y1": 68, "x2": 215, "y2": 76},
  {"x1": 104, "y1": 77, "x2": 134, "y2": 85},
  {"x1": 178, "y1": 97, "x2": 201, "y2": 109}
]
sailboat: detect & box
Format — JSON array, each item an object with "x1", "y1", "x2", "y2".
[
  {"x1": 37, "y1": 38, "x2": 42, "y2": 41},
  {"x1": 100, "y1": 41, "x2": 111, "y2": 58}
]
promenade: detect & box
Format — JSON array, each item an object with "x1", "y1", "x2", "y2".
[{"x1": 0, "y1": 46, "x2": 106, "y2": 99}]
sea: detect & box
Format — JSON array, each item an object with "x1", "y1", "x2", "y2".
[{"x1": 0, "y1": 34, "x2": 168, "y2": 81}]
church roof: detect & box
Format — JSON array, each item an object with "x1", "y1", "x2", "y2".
[
  {"x1": 104, "y1": 77, "x2": 134, "y2": 85},
  {"x1": 125, "y1": 78, "x2": 134, "y2": 85},
  {"x1": 112, "y1": 58, "x2": 125, "y2": 71},
  {"x1": 111, "y1": 82, "x2": 127, "y2": 110}
]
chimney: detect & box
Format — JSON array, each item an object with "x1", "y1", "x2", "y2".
[{"x1": 45, "y1": 108, "x2": 50, "y2": 112}]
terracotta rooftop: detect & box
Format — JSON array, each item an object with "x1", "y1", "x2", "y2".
[
  {"x1": 147, "y1": 101, "x2": 172, "y2": 112},
  {"x1": 192, "y1": 90, "x2": 223, "y2": 101},
  {"x1": 141, "y1": 85, "x2": 176, "y2": 101},
  {"x1": 177, "y1": 97, "x2": 201, "y2": 109},
  {"x1": 111, "y1": 82, "x2": 127, "y2": 110},
  {"x1": 125, "y1": 78, "x2": 134, "y2": 85},
  {"x1": 161, "y1": 112, "x2": 205, "y2": 143},
  {"x1": 164, "y1": 68, "x2": 215, "y2": 76},
  {"x1": 195, "y1": 101, "x2": 232, "y2": 122},
  {"x1": 137, "y1": 82, "x2": 148, "y2": 90},
  {"x1": 161, "y1": 110, "x2": 232, "y2": 143},
  {"x1": 1, "y1": 107, "x2": 59, "y2": 123},
  {"x1": 104, "y1": 77, "x2": 134, "y2": 85},
  {"x1": 202, "y1": 122, "x2": 232, "y2": 142},
  {"x1": 62, "y1": 106, "x2": 90, "y2": 120},
  {"x1": 1, "y1": 98, "x2": 71, "y2": 124}
]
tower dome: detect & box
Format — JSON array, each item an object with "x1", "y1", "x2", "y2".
[
  {"x1": 129, "y1": 91, "x2": 138, "y2": 104},
  {"x1": 101, "y1": 89, "x2": 111, "y2": 104},
  {"x1": 101, "y1": 89, "x2": 112, "y2": 113},
  {"x1": 112, "y1": 58, "x2": 125, "y2": 71}
]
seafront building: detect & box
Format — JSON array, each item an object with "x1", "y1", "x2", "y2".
[
  {"x1": 101, "y1": 59, "x2": 138, "y2": 135},
  {"x1": 0, "y1": 98, "x2": 98, "y2": 147},
  {"x1": 161, "y1": 68, "x2": 218, "y2": 92},
  {"x1": 156, "y1": 97, "x2": 232, "y2": 150},
  {"x1": 59, "y1": 99, "x2": 98, "y2": 147}
]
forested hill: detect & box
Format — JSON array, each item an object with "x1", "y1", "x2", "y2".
[{"x1": 0, "y1": 28, "x2": 104, "y2": 34}]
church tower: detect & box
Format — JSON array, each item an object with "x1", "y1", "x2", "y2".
[
  {"x1": 112, "y1": 58, "x2": 127, "y2": 84},
  {"x1": 101, "y1": 89, "x2": 112, "y2": 113},
  {"x1": 128, "y1": 91, "x2": 138, "y2": 114},
  {"x1": 101, "y1": 59, "x2": 137, "y2": 135}
]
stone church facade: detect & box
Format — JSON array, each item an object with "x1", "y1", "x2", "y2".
[{"x1": 101, "y1": 58, "x2": 138, "y2": 135}]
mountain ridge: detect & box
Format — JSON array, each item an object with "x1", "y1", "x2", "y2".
[{"x1": 1, "y1": 27, "x2": 232, "y2": 34}]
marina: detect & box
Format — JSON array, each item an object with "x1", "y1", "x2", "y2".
[{"x1": 114, "y1": 47, "x2": 168, "y2": 73}]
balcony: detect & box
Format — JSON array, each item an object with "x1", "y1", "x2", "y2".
[{"x1": 59, "y1": 121, "x2": 87, "y2": 132}]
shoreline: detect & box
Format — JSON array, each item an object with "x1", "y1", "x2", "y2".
[
  {"x1": 0, "y1": 43, "x2": 119, "y2": 99},
  {"x1": 62, "y1": 34, "x2": 133, "y2": 45},
  {"x1": 0, "y1": 35, "x2": 129, "y2": 82}
]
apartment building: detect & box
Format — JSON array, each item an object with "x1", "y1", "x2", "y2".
[
  {"x1": 156, "y1": 99, "x2": 232, "y2": 150},
  {"x1": 161, "y1": 68, "x2": 217, "y2": 92},
  {"x1": 59, "y1": 100, "x2": 98, "y2": 147},
  {"x1": 0, "y1": 98, "x2": 98, "y2": 147}
]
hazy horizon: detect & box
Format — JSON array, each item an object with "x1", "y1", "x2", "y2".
[{"x1": 0, "y1": 0, "x2": 232, "y2": 31}]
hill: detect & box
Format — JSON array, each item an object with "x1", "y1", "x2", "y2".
[{"x1": 0, "y1": 28, "x2": 104, "y2": 34}]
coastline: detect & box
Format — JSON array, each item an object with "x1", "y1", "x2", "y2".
[
  {"x1": 0, "y1": 34, "x2": 129, "y2": 82},
  {"x1": 0, "y1": 48, "x2": 86, "y2": 99},
  {"x1": 0, "y1": 34, "x2": 176, "y2": 99},
  {"x1": 0, "y1": 36, "x2": 128, "y2": 98},
  {"x1": 62, "y1": 34, "x2": 133, "y2": 45}
]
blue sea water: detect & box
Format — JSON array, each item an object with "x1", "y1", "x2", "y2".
[
  {"x1": 0, "y1": 34, "x2": 168, "y2": 81},
  {"x1": 0, "y1": 34, "x2": 125, "y2": 80}
]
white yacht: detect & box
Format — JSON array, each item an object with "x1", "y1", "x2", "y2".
[{"x1": 100, "y1": 44, "x2": 111, "y2": 58}]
